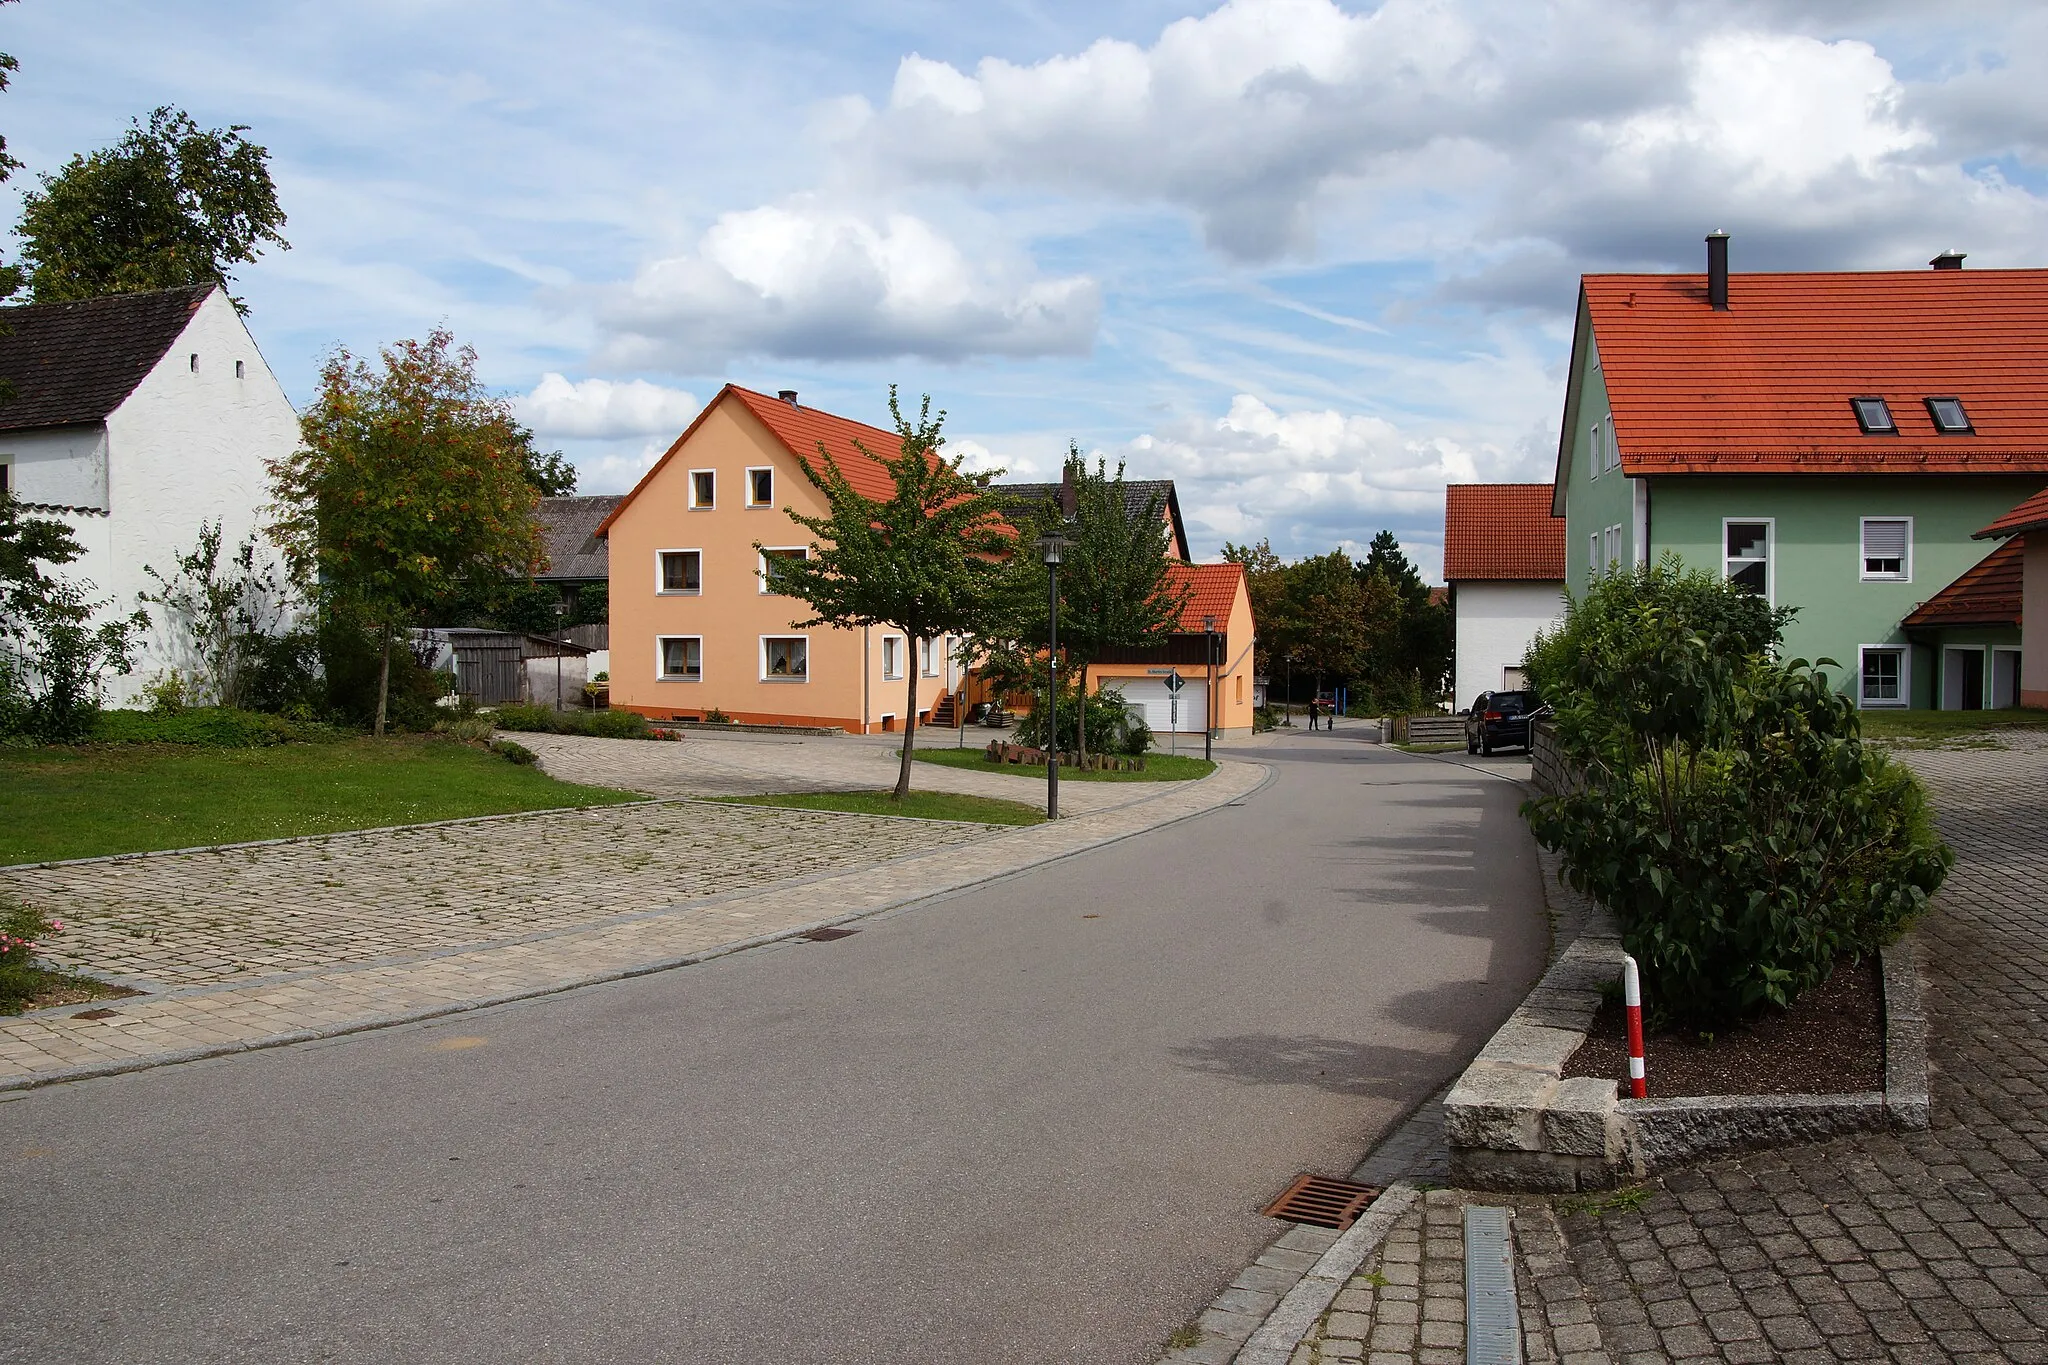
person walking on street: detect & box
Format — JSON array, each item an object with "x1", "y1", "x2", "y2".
[{"x1": 1306, "y1": 698, "x2": 1320, "y2": 731}]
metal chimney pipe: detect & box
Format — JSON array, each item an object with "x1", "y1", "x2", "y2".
[
  {"x1": 1930, "y1": 251, "x2": 1966, "y2": 271},
  {"x1": 777, "y1": 389, "x2": 799, "y2": 406},
  {"x1": 1706, "y1": 231, "x2": 1729, "y2": 309}
]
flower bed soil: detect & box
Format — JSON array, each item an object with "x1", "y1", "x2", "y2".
[{"x1": 1562, "y1": 954, "x2": 1883, "y2": 1098}]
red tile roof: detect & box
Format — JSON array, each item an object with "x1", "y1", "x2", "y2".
[
  {"x1": 1979, "y1": 486, "x2": 2048, "y2": 539},
  {"x1": 1443, "y1": 484, "x2": 1566, "y2": 581},
  {"x1": 1902, "y1": 538, "x2": 2025, "y2": 630},
  {"x1": 1583, "y1": 269, "x2": 2048, "y2": 477},
  {"x1": 1163, "y1": 562, "x2": 1246, "y2": 632},
  {"x1": 598, "y1": 385, "x2": 936, "y2": 535}
]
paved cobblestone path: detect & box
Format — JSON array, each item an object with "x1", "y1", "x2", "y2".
[
  {"x1": 3, "y1": 802, "x2": 989, "y2": 987},
  {"x1": 1530, "y1": 738, "x2": 2048, "y2": 1364}
]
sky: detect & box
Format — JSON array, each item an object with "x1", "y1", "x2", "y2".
[{"x1": 6, "y1": 0, "x2": 2045, "y2": 581}]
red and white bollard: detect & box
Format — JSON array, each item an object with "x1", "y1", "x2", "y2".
[{"x1": 1622, "y1": 953, "x2": 1647, "y2": 1099}]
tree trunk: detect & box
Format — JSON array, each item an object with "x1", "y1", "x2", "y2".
[
  {"x1": 375, "y1": 627, "x2": 393, "y2": 738},
  {"x1": 1076, "y1": 661, "x2": 1088, "y2": 762},
  {"x1": 894, "y1": 638, "x2": 920, "y2": 800}
]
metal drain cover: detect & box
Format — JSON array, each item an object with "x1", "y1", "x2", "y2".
[
  {"x1": 1465, "y1": 1205, "x2": 1522, "y2": 1364},
  {"x1": 1260, "y1": 1173, "x2": 1382, "y2": 1230},
  {"x1": 800, "y1": 927, "x2": 860, "y2": 942}
]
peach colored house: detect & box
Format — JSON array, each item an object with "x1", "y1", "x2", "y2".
[
  {"x1": 598, "y1": 385, "x2": 966, "y2": 733},
  {"x1": 599, "y1": 384, "x2": 1257, "y2": 738}
]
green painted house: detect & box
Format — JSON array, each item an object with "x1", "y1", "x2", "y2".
[{"x1": 1551, "y1": 236, "x2": 2048, "y2": 710}]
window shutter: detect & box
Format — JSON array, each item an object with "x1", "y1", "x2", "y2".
[{"x1": 1862, "y1": 520, "x2": 1908, "y2": 560}]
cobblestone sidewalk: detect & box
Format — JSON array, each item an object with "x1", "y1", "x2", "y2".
[{"x1": 0, "y1": 759, "x2": 1264, "y2": 1088}]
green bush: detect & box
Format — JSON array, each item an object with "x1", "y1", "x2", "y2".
[
  {"x1": 490, "y1": 738, "x2": 538, "y2": 765},
  {"x1": 0, "y1": 897, "x2": 62, "y2": 1013},
  {"x1": 436, "y1": 715, "x2": 496, "y2": 744},
  {"x1": 491, "y1": 704, "x2": 653, "y2": 740},
  {"x1": 1016, "y1": 683, "x2": 1151, "y2": 755},
  {"x1": 1524, "y1": 560, "x2": 1950, "y2": 1026},
  {"x1": 91, "y1": 706, "x2": 347, "y2": 747}
]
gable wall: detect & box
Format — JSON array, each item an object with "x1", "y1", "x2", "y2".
[
  {"x1": 1560, "y1": 309, "x2": 1638, "y2": 585},
  {"x1": 97, "y1": 290, "x2": 300, "y2": 707}
]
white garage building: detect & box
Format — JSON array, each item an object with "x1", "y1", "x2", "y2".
[{"x1": 1444, "y1": 484, "x2": 1568, "y2": 708}]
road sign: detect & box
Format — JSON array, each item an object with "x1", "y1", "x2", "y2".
[{"x1": 1162, "y1": 669, "x2": 1184, "y2": 694}]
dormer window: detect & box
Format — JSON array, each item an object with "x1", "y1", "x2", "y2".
[
  {"x1": 1926, "y1": 397, "x2": 1973, "y2": 434},
  {"x1": 1850, "y1": 397, "x2": 1895, "y2": 434}
]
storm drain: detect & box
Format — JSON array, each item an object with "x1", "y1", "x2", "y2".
[
  {"x1": 1259, "y1": 1174, "x2": 1382, "y2": 1230},
  {"x1": 1464, "y1": 1205, "x2": 1522, "y2": 1365},
  {"x1": 800, "y1": 927, "x2": 860, "y2": 942}
]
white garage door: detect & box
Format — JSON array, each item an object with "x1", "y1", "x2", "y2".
[{"x1": 1102, "y1": 678, "x2": 1209, "y2": 735}]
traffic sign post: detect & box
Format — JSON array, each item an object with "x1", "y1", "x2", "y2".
[{"x1": 1164, "y1": 669, "x2": 1183, "y2": 757}]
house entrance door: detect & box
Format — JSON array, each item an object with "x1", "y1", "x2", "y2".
[{"x1": 1942, "y1": 647, "x2": 1985, "y2": 711}]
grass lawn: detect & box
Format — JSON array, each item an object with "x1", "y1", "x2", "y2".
[
  {"x1": 911, "y1": 747, "x2": 1216, "y2": 782},
  {"x1": 713, "y1": 789, "x2": 1046, "y2": 825},
  {"x1": 0, "y1": 736, "x2": 641, "y2": 865},
  {"x1": 1859, "y1": 708, "x2": 2048, "y2": 747}
]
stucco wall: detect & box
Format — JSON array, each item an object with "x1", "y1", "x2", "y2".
[
  {"x1": 1453, "y1": 580, "x2": 1567, "y2": 706},
  {"x1": 1561, "y1": 308, "x2": 1638, "y2": 585},
  {"x1": 86, "y1": 290, "x2": 299, "y2": 708},
  {"x1": 1650, "y1": 475, "x2": 2044, "y2": 709},
  {"x1": 605, "y1": 395, "x2": 957, "y2": 733},
  {"x1": 0, "y1": 425, "x2": 110, "y2": 509}
]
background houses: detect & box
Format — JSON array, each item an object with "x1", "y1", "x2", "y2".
[{"x1": 1443, "y1": 483, "x2": 1565, "y2": 705}]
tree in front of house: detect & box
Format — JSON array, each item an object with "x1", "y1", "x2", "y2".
[
  {"x1": 1282, "y1": 550, "x2": 1369, "y2": 699},
  {"x1": 1000, "y1": 448, "x2": 1188, "y2": 761},
  {"x1": 267, "y1": 330, "x2": 547, "y2": 736},
  {"x1": 1356, "y1": 530, "x2": 1452, "y2": 711},
  {"x1": 138, "y1": 519, "x2": 295, "y2": 711},
  {"x1": 767, "y1": 387, "x2": 1010, "y2": 800},
  {"x1": 16, "y1": 106, "x2": 287, "y2": 308},
  {"x1": 0, "y1": 490, "x2": 144, "y2": 740}
]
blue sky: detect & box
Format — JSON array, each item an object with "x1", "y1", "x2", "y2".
[{"x1": 7, "y1": 0, "x2": 2046, "y2": 579}]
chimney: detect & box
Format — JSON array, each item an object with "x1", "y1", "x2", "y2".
[
  {"x1": 1706, "y1": 231, "x2": 1729, "y2": 309},
  {"x1": 777, "y1": 389, "x2": 799, "y2": 407},
  {"x1": 1930, "y1": 250, "x2": 1966, "y2": 271}
]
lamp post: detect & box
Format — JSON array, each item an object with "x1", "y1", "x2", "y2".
[
  {"x1": 1035, "y1": 530, "x2": 1069, "y2": 819},
  {"x1": 1203, "y1": 614, "x2": 1216, "y2": 761}
]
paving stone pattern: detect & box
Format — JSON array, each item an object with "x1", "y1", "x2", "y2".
[
  {"x1": 2, "y1": 802, "x2": 991, "y2": 987},
  {"x1": 1537, "y1": 738, "x2": 2048, "y2": 1364}
]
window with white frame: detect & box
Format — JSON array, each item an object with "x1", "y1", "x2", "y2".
[
  {"x1": 746, "y1": 467, "x2": 774, "y2": 507},
  {"x1": 657, "y1": 549, "x2": 701, "y2": 594},
  {"x1": 1588, "y1": 531, "x2": 1600, "y2": 577},
  {"x1": 1860, "y1": 646, "x2": 1906, "y2": 707},
  {"x1": 689, "y1": 469, "x2": 715, "y2": 509},
  {"x1": 758, "y1": 546, "x2": 808, "y2": 594},
  {"x1": 1724, "y1": 520, "x2": 1772, "y2": 598},
  {"x1": 920, "y1": 637, "x2": 938, "y2": 676},
  {"x1": 1590, "y1": 420, "x2": 1607, "y2": 476},
  {"x1": 0, "y1": 460, "x2": 9, "y2": 498},
  {"x1": 882, "y1": 636, "x2": 903, "y2": 680},
  {"x1": 763, "y1": 636, "x2": 808, "y2": 680},
  {"x1": 1603, "y1": 524, "x2": 1623, "y2": 568},
  {"x1": 658, "y1": 636, "x2": 702, "y2": 680},
  {"x1": 1860, "y1": 517, "x2": 1911, "y2": 582}
]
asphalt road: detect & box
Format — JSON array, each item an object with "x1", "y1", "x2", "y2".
[{"x1": 0, "y1": 731, "x2": 1547, "y2": 1365}]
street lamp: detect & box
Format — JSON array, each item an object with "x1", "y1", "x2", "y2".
[
  {"x1": 1034, "y1": 529, "x2": 1069, "y2": 819},
  {"x1": 1203, "y1": 614, "x2": 1216, "y2": 762}
]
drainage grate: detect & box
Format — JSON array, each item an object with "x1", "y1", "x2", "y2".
[
  {"x1": 1465, "y1": 1205, "x2": 1523, "y2": 1365},
  {"x1": 1260, "y1": 1173, "x2": 1382, "y2": 1230},
  {"x1": 800, "y1": 927, "x2": 860, "y2": 942}
]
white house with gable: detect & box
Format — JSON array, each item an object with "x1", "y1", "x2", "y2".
[
  {"x1": 1444, "y1": 483, "x2": 1568, "y2": 706},
  {"x1": 0, "y1": 285, "x2": 300, "y2": 707}
]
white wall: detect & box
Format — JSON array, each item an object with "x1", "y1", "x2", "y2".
[
  {"x1": 94, "y1": 289, "x2": 302, "y2": 707},
  {"x1": 1452, "y1": 580, "x2": 1567, "y2": 707},
  {"x1": 0, "y1": 425, "x2": 110, "y2": 509}
]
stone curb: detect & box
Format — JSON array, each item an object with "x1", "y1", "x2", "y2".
[
  {"x1": 0, "y1": 759, "x2": 1266, "y2": 1093},
  {"x1": 1231, "y1": 1182, "x2": 1424, "y2": 1365},
  {"x1": 1445, "y1": 856, "x2": 1934, "y2": 1191}
]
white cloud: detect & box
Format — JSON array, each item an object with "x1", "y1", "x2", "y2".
[
  {"x1": 517, "y1": 373, "x2": 701, "y2": 439},
  {"x1": 593, "y1": 201, "x2": 1100, "y2": 369}
]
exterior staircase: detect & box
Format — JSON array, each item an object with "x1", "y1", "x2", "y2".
[{"x1": 929, "y1": 692, "x2": 961, "y2": 729}]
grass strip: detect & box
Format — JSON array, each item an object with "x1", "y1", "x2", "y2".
[
  {"x1": 0, "y1": 735, "x2": 640, "y2": 865},
  {"x1": 712, "y1": 789, "x2": 1046, "y2": 825},
  {"x1": 911, "y1": 747, "x2": 1215, "y2": 782},
  {"x1": 1858, "y1": 707, "x2": 2048, "y2": 744}
]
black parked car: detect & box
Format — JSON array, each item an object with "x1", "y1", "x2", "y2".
[{"x1": 1464, "y1": 690, "x2": 1542, "y2": 755}]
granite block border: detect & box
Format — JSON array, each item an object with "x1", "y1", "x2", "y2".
[{"x1": 1446, "y1": 854, "x2": 1931, "y2": 1191}]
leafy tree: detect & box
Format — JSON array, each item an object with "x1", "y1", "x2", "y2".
[
  {"x1": 1223, "y1": 537, "x2": 1289, "y2": 687},
  {"x1": 0, "y1": 3, "x2": 23, "y2": 302},
  {"x1": 1281, "y1": 550, "x2": 1367, "y2": 694},
  {"x1": 0, "y1": 491, "x2": 144, "y2": 740},
  {"x1": 1012, "y1": 448, "x2": 1187, "y2": 760},
  {"x1": 17, "y1": 106, "x2": 287, "y2": 308},
  {"x1": 522, "y1": 440, "x2": 578, "y2": 497},
  {"x1": 267, "y1": 330, "x2": 547, "y2": 735},
  {"x1": 767, "y1": 387, "x2": 1011, "y2": 799}
]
